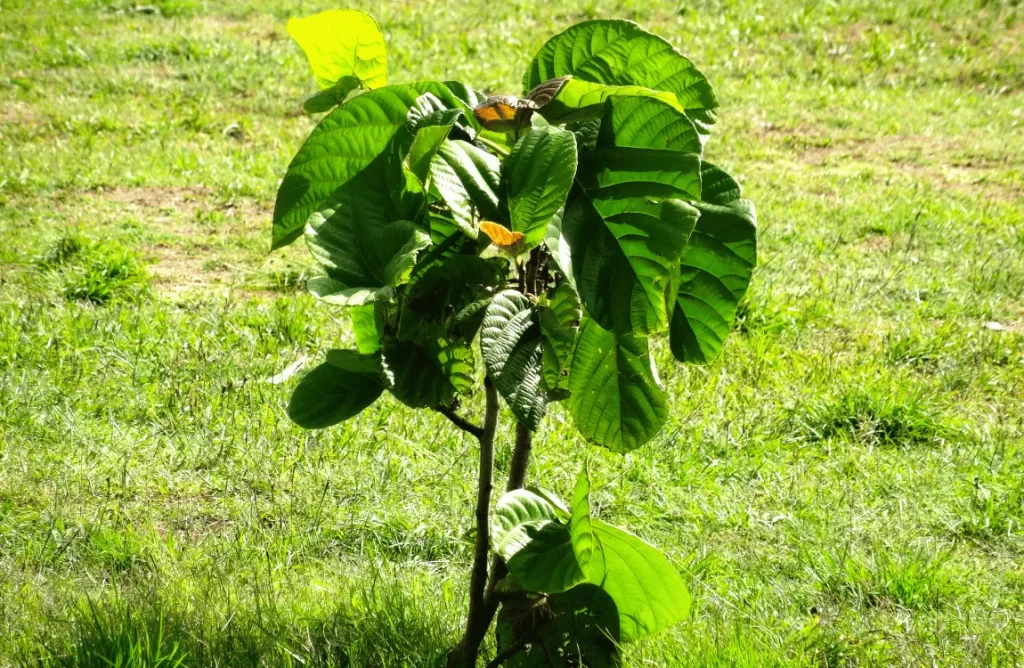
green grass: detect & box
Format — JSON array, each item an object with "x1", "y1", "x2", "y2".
[{"x1": 1, "y1": 0, "x2": 1022, "y2": 665}]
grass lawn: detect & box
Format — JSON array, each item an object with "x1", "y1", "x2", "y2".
[{"x1": 1, "y1": 0, "x2": 1022, "y2": 665}]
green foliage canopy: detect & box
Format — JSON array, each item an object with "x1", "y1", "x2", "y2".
[{"x1": 275, "y1": 14, "x2": 757, "y2": 454}]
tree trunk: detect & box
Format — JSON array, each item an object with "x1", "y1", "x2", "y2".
[{"x1": 447, "y1": 380, "x2": 500, "y2": 668}]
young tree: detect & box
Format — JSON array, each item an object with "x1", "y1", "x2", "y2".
[{"x1": 273, "y1": 11, "x2": 757, "y2": 666}]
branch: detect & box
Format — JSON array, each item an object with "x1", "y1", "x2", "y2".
[
  {"x1": 447, "y1": 378, "x2": 500, "y2": 667},
  {"x1": 435, "y1": 405, "x2": 484, "y2": 440}
]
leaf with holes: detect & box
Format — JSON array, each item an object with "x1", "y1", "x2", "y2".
[{"x1": 538, "y1": 282, "x2": 581, "y2": 398}]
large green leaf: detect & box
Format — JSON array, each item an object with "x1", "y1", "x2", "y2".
[
  {"x1": 594, "y1": 94, "x2": 702, "y2": 155},
  {"x1": 570, "y1": 468, "x2": 604, "y2": 579},
  {"x1": 550, "y1": 95, "x2": 702, "y2": 335},
  {"x1": 306, "y1": 205, "x2": 430, "y2": 298},
  {"x1": 287, "y1": 10, "x2": 387, "y2": 91},
  {"x1": 503, "y1": 126, "x2": 577, "y2": 248},
  {"x1": 539, "y1": 77, "x2": 684, "y2": 127},
  {"x1": 480, "y1": 291, "x2": 547, "y2": 430},
  {"x1": 557, "y1": 194, "x2": 699, "y2": 335},
  {"x1": 429, "y1": 139, "x2": 505, "y2": 238},
  {"x1": 566, "y1": 318, "x2": 667, "y2": 452},
  {"x1": 538, "y1": 283, "x2": 580, "y2": 398},
  {"x1": 288, "y1": 353, "x2": 386, "y2": 429},
  {"x1": 492, "y1": 489, "x2": 585, "y2": 594},
  {"x1": 494, "y1": 481, "x2": 689, "y2": 644},
  {"x1": 525, "y1": 19, "x2": 718, "y2": 141},
  {"x1": 496, "y1": 584, "x2": 621, "y2": 667},
  {"x1": 272, "y1": 82, "x2": 472, "y2": 249},
  {"x1": 382, "y1": 337, "x2": 474, "y2": 409},
  {"x1": 670, "y1": 163, "x2": 757, "y2": 364},
  {"x1": 588, "y1": 520, "x2": 690, "y2": 642}
]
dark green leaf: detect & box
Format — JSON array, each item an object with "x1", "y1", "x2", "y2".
[
  {"x1": 670, "y1": 163, "x2": 757, "y2": 364},
  {"x1": 566, "y1": 318, "x2": 667, "y2": 452},
  {"x1": 451, "y1": 296, "x2": 493, "y2": 340},
  {"x1": 383, "y1": 337, "x2": 474, "y2": 408},
  {"x1": 273, "y1": 82, "x2": 472, "y2": 249},
  {"x1": 496, "y1": 584, "x2": 621, "y2": 667},
  {"x1": 404, "y1": 255, "x2": 507, "y2": 340},
  {"x1": 504, "y1": 126, "x2": 577, "y2": 248},
  {"x1": 480, "y1": 291, "x2": 547, "y2": 429},
  {"x1": 288, "y1": 356, "x2": 385, "y2": 429}
]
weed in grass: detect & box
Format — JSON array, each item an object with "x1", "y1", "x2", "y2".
[
  {"x1": 39, "y1": 600, "x2": 188, "y2": 668},
  {"x1": 809, "y1": 544, "x2": 959, "y2": 611},
  {"x1": 955, "y1": 476, "x2": 1024, "y2": 543},
  {"x1": 23, "y1": 570, "x2": 459, "y2": 668},
  {"x1": 35, "y1": 236, "x2": 84, "y2": 269},
  {"x1": 42, "y1": 240, "x2": 149, "y2": 305},
  {"x1": 797, "y1": 381, "x2": 952, "y2": 447}
]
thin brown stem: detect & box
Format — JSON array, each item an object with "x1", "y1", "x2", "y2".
[
  {"x1": 435, "y1": 405, "x2": 484, "y2": 440},
  {"x1": 524, "y1": 247, "x2": 541, "y2": 296},
  {"x1": 447, "y1": 379, "x2": 500, "y2": 668},
  {"x1": 477, "y1": 422, "x2": 535, "y2": 656},
  {"x1": 450, "y1": 246, "x2": 540, "y2": 665},
  {"x1": 505, "y1": 422, "x2": 534, "y2": 491}
]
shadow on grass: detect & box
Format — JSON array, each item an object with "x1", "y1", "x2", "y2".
[{"x1": 22, "y1": 576, "x2": 459, "y2": 668}]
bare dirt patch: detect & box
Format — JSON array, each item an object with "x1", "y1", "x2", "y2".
[
  {"x1": 858, "y1": 234, "x2": 892, "y2": 253},
  {"x1": 74, "y1": 186, "x2": 278, "y2": 297},
  {"x1": 87, "y1": 186, "x2": 267, "y2": 233},
  {"x1": 0, "y1": 101, "x2": 41, "y2": 127},
  {"x1": 796, "y1": 135, "x2": 1022, "y2": 200}
]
